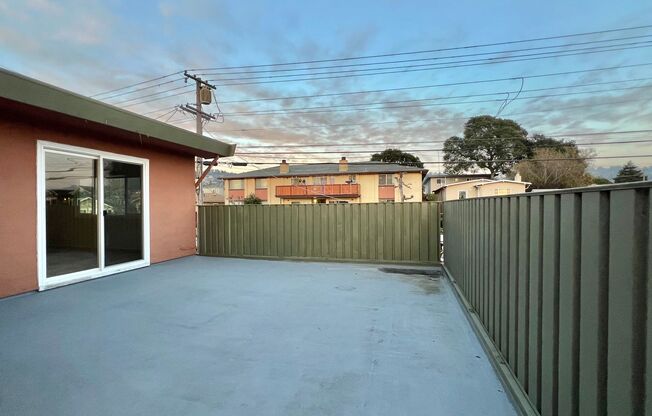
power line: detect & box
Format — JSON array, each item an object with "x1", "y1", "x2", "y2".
[
  {"x1": 233, "y1": 130, "x2": 652, "y2": 149},
  {"x1": 234, "y1": 139, "x2": 652, "y2": 156},
  {"x1": 100, "y1": 77, "x2": 185, "y2": 101},
  {"x1": 217, "y1": 62, "x2": 652, "y2": 104},
  {"x1": 220, "y1": 78, "x2": 651, "y2": 116},
  {"x1": 204, "y1": 40, "x2": 652, "y2": 82},
  {"x1": 199, "y1": 35, "x2": 652, "y2": 77},
  {"x1": 209, "y1": 44, "x2": 652, "y2": 87},
  {"x1": 114, "y1": 84, "x2": 194, "y2": 106},
  {"x1": 90, "y1": 71, "x2": 184, "y2": 98},
  {"x1": 188, "y1": 24, "x2": 652, "y2": 72},
  {"x1": 222, "y1": 84, "x2": 652, "y2": 117},
  {"x1": 126, "y1": 62, "x2": 652, "y2": 113},
  {"x1": 206, "y1": 98, "x2": 651, "y2": 134},
  {"x1": 216, "y1": 154, "x2": 652, "y2": 165}
]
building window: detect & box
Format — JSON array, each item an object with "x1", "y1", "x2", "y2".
[
  {"x1": 291, "y1": 177, "x2": 307, "y2": 185},
  {"x1": 436, "y1": 178, "x2": 443, "y2": 184},
  {"x1": 313, "y1": 176, "x2": 327, "y2": 185},
  {"x1": 379, "y1": 174, "x2": 393, "y2": 186},
  {"x1": 494, "y1": 188, "x2": 511, "y2": 195},
  {"x1": 230, "y1": 179, "x2": 244, "y2": 190},
  {"x1": 347, "y1": 175, "x2": 357, "y2": 184},
  {"x1": 255, "y1": 178, "x2": 267, "y2": 188},
  {"x1": 458, "y1": 190, "x2": 467, "y2": 199}
]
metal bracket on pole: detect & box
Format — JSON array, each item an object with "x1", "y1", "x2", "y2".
[{"x1": 195, "y1": 156, "x2": 219, "y2": 188}]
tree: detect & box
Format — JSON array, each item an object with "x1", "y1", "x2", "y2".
[
  {"x1": 371, "y1": 148, "x2": 424, "y2": 168},
  {"x1": 614, "y1": 161, "x2": 645, "y2": 183},
  {"x1": 514, "y1": 146, "x2": 593, "y2": 189},
  {"x1": 591, "y1": 176, "x2": 612, "y2": 185},
  {"x1": 243, "y1": 193, "x2": 262, "y2": 204},
  {"x1": 443, "y1": 115, "x2": 529, "y2": 178}
]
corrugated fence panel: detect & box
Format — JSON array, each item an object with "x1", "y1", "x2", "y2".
[
  {"x1": 198, "y1": 202, "x2": 441, "y2": 265},
  {"x1": 443, "y1": 183, "x2": 652, "y2": 415}
]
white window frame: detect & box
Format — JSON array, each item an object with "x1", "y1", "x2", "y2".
[
  {"x1": 379, "y1": 174, "x2": 394, "y2": 186},
  {"x1": 254, "y1": 178, "x2": 267, "y2": 189},
  {"x1": 37, "y1": 140, "x2": 150, "y2": 291},
  {"x1": 229, "y1": 179, "x2": 244, "y2": 190}
]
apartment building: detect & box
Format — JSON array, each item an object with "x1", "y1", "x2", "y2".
[{"x1": 224, "y1": 158, "x2": 426, "y2": 205}]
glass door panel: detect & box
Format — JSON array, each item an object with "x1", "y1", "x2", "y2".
[
  {"x1": 103, "y1": 159, "x2": 143, "y2": 266},
  {"x1": 45, "y1": 152, "x2": 98, "y2": 277}
]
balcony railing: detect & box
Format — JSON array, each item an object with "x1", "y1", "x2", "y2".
[{"x1": 275, "y1": 184, "x2": 360, "y2": 198}]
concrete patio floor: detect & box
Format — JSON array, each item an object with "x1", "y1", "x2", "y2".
[{"x1": 0, "y1": 257, "x2": 516, "y2": 416}]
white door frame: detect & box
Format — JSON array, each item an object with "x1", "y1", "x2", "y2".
[{"x1": 37, "y1": 140, "x2": 150, "y2": 291}]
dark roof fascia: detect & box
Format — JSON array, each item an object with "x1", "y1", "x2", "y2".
[{"x1": 0, "y1": 68, "x2": 235, "y2": 157}]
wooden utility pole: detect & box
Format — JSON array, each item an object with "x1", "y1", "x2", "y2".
[{"x1": 183, "y1": 71, "x2": 216, "y2": 204}]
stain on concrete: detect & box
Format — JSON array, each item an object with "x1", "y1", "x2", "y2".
[{"x1": 377, "y1": 267, "x2": 442, "y2": 294}]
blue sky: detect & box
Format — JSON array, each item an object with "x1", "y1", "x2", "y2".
[{"x1": 1, "y1": 0, "x2": 651, "y2": 176}]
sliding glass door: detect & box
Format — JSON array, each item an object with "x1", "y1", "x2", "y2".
[
  {"x1": 38, "y1": 142, "x2": 149, "y2": 290},
  {"x1": 103, "y1": 160, "x2": 143, "y2": 266},
  {"x1": 44, "y1": 152, "x2": 99, "y2": 277}
]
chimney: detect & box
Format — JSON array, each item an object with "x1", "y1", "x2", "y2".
[
  {"x1": 514, "y1": 172, "x2": 522, "y2": 182},
  {"x1": 280, "y1": 159, "x2": 289, "y2": 174},
  {"x1": 339, "y1": 156, "x2": 348, "y2": 172}
]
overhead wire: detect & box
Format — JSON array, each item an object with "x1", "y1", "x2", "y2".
[
  {"x1": 203, "y1": 40, "x2": 652, "y2": 82},
  {"x1": 205, "y1": 98, "x2": 651, "y2": 134},
  {"x1": 90, "y1": 70, "x2": 184, "y2": 98},
  {"x1": 188, "y1": 24, "x2": 652, "y2": 72},
  {"x1": 208, "y1": 44, "x2": 652, "y2": 86},
  {"x1": 215, "y1": 154, "x2": 652, "y2": 165},
  {"x1": 219, "y1": 78, "x2": 652, "y2": 116},
  {"x1": 221, "y1": 84, "x2": 652, "y2": 117},
  {"x1": 234, "y1": 139, "x2": 652, "y2": 156}
]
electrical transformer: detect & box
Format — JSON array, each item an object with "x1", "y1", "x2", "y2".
[{"x1": 200, "y1": 86, "x2": 212, "y2": 105}]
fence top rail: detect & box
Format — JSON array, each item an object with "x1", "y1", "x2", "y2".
[
  {"x1": 198, "y1": 201, "x2": 442, "y2": 208},
  {"x1": 442, "y1": 180, "x2": 652, "y2": 203}
]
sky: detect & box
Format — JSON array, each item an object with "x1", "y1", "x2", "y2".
[{"x1": 1, "y1": 0, "x2": 651, "y2": 178}]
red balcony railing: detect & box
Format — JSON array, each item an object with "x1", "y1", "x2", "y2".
[{"x1": 276, "y1": 184, "x2": 360, "y2": 198}]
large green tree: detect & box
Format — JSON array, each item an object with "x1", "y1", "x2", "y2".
[
  {"x1": 371, "y1": 148, "x2": 424, "y2": 168},
  {"x1": 443, "y1": 115, "x2": 529, "y2": 178},
  {"x1": 614, "y1": 161, "x2": 645, "y2": 183}
]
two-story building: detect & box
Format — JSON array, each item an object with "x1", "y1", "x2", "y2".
[{"x1": 224, "y1": 158, "x2": 426, "y2": 205}]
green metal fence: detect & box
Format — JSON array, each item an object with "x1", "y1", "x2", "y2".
[
  {"x1": 443, "y1": 182, "x2": 652, "y2": 416},
  {"x1": 198, "y1": 202, "x2": 441, "y2": 264}
]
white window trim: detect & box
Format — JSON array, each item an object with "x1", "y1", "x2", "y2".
[{"x1": 37, "y1": 140, "x2": 151, "y2": 291}]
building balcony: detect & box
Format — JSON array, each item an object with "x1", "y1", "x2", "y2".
[{"x1": 275, "y1": 184, "x2": 360, "y2": 199}]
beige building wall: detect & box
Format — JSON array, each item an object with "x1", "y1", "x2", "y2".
[
  {"x1": 225, "y1": 171, "x2": 423, "y2": 205},
  {"x1": 439, "y1": 181, "x2": 527, "y2": 201}
]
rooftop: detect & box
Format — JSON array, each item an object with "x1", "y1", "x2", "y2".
[
  {"x1": 438, "y1": 178, "x2": 531, "y2": 189},
  {"x1": 227, "y1": 161, "x2": 427, "y2": 179},
  {"x1": 0, "y1": 68, "x2": 235, "y2": 158},
  {"x1": 426, "y1": 172, "x2": 493, "y2": 178},
  {"x1": 0, "y1": 257, "x2": 515, "y2": 415}
]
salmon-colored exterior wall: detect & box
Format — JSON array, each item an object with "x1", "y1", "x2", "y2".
[{"x1": 0, "y1": 115, "x2": 197, "y2": 298}]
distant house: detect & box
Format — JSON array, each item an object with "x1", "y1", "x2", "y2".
[
  {"x1": 224, "y1": 158, "x2": 427, "y2": 205},
  {"x1": 433, "y1": 179, "x2": 530, "y2": 201},
  {"x1": 423, "y1": 172, "x2": 493, "y2": 194}
]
